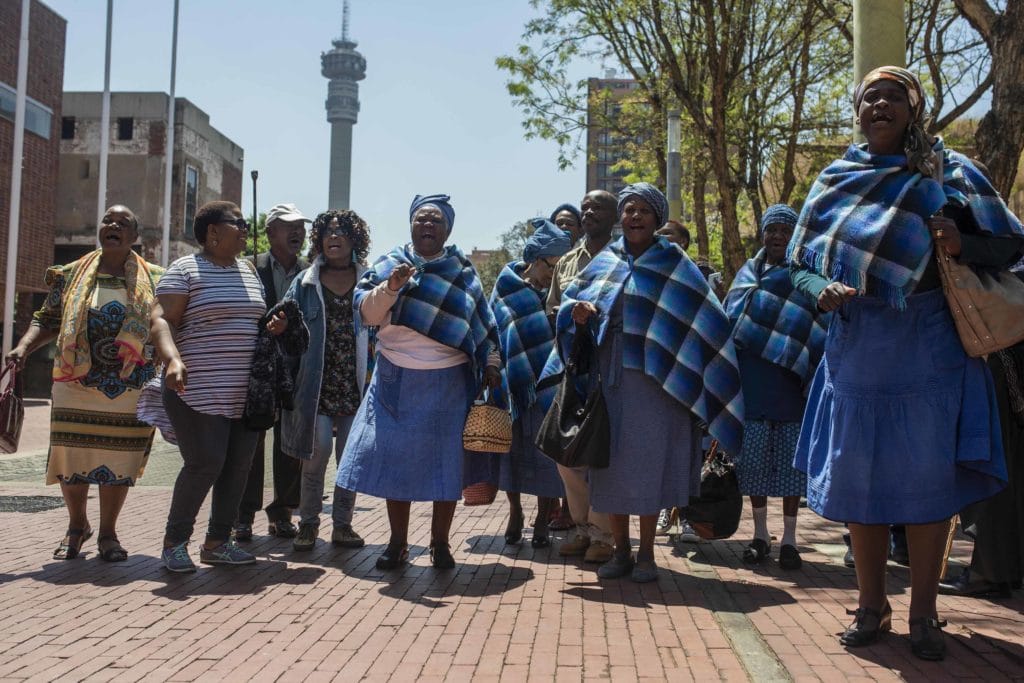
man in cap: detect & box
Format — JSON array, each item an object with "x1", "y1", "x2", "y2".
[{"x1": 234, "y1": 203, "x2": 311, "y2": 540}]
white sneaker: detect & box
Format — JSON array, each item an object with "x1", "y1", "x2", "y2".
[
  {"x1": 656, "y1": 508, "x2": 673, "y2": 535},
  {"x1": 679, "y1": 520, "x2": 700, "y2": 543}
]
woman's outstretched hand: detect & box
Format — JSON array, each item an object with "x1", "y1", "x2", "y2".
[
  {"x1": 571, "y1": 301, "x2": 598, "y2": 325},
  {"x1": 817, "y1": 282, "x2": 857, "y2": 312}
]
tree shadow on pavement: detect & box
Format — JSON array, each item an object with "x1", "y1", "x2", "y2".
[{"x1": 845, "y1": 630, "x2": 1024, "y2": 681}]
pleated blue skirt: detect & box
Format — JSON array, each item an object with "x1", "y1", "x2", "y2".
[
  {"x1": 336, "y1": 355, "x2": 474, "y2": 502},
  {"x1": 794, "y1": 288, "x2": 1007, "y2": 524}
]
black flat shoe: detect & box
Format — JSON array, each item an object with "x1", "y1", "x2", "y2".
[
  {"x1": 742, "y1": 538, "x2": 771, "y2": 564},
  {"x1": 531, "y1": 535, "x2": 550, "y2": 549},
  {"x1": 840, "y1": 602, "x2": 892, "y2": 647},
  {"x1": 504, "y1": 512, "x2": 525, "y2": 545},
  {"x1": 375, "y1": 544, "x2": 409, "y2": 570},
  {"x1": 909, "y1": 616, "x2": 947, "y2": 661},
  {"x1": 268, "y1": 519, "x2": 298, "y2": 539},
  {"x1": 430, "y1": 542, "x2": 455, "y2": 569},
  {"x1": 938, "y1": 568, "x2": 1013, "y2": 599},
  {"x1": 53, "y1": 527, "x2": 93, "y2": 560},
  {"x1": 779, "y1": 544, "x2": 802, "y2": 570}
]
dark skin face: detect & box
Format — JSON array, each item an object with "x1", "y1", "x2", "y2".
[
  {"x1": 97, "y1": 205, "x2": 139, "y2": 261},
  {"x1": 656, "y1": 225, "x2": 690, "y2": 251},
  {"x1": 858, "y1": 80, "x2": 912, "y2": 155},
  {"x1": 579, "y1": 191, "x2": 616, "y2": 242},
  {"x1": 762, "y1": 223, "x2": 794, "y2": 265},
  {"x1": 267, "y1": 219, "x2": 306, "y2": 262},
  {"x1": 553, "y1": 210, "x2": 581, "y2": 243},
  {"x1": 620, "y1": 197, "x2": 659, "y2": 256},
  {"x1": 410, "y1": 206, "x2": 449, "y2": 257},
  {"x1": 204, "y1": 209, "x2": 249, "y2": 263},
  {"x1": 321, "y1": 218, "x2": 354, "y2": 266}
]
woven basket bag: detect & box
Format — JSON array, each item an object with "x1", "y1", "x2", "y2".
[{"x1": 462, "y1": 392, "x2": 512, "y2": 454}]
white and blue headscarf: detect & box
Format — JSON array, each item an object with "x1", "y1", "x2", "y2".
[
  {"x1": 409, "y1": 193, "x2": 456, "y2": 232},
  {"x1": 618, "y1": 182, "x2": 669, "y2": 227},
  {"x1": 523, "y1": 218, "x2": 572, "y2": 264}
]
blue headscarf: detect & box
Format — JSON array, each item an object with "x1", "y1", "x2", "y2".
[
  {"x1": 522, "y1": 217, "x2": 573, "y2": 263},
  {"x1": 549, "y1": 203, "x2": 582, "y2": 228},
  {"x1": 409, "y1": 194, "x2": 455, "y2": 232},
  {"x1": 760, "y1": 204, "x2": 798, "y2": 235},
  {"x1": 618, "y1": 182, "x2": 668, "y2": 227}
]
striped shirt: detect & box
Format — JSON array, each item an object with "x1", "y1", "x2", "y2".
[{"x1": 157, "y1": 254, "x2": 266, "y2": 419}]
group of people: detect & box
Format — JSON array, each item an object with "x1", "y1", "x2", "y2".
[{"x1": 9, "y1": 65, "x2": 1024, "y2": 663}]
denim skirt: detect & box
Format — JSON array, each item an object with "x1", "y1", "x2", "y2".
[
  {"x1": 336, "y1": 355, "x2": 474, "y2": 502},
  {"x1": 794, "y1": 288, "x2": 1007, "y2": 524}
]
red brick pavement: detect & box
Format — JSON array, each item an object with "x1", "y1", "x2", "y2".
[{"x1": 0, "y1": 485, "x2": 1020, "y2": 682}]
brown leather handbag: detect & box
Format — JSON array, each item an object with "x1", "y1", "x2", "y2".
[
  {"x1": 0, "y1": 360, "x2": 25, "y2": 454},
  {"x1": 935, "y1": 251, "x2": 1024, "y2": 357}
]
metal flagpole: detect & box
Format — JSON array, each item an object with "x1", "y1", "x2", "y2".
[
  {"x1": 251, "y1": 170, "x2": 259, "y2": 259},
  {"x1": 96, "y1": 0, "x2": 113, "y2": 237},
  {"x1": 161, "y1": 0, "x2": 180, "y2": 267},
  {"x1": 3, "y1": 0, "x2": 31, "y2": 358}
]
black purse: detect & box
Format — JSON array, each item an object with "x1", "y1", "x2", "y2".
[
  {"x1": 0, "y1": 360, "x2": 24, "y2": 454},
  {"x1": 535, "y1": 326, "x2": 610, "y2": 469},
  {"x1": 683, "y1": 441, "x2": 743, "y2": 540}
]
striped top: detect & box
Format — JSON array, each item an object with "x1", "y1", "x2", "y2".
[{"x1": 156, "y1": 254, "x2": 265, "y2": 419}]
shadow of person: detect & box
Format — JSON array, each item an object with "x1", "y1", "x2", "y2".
[
  {"x1": 843, "y1": 629, "x2": 1024, "y2": 680},
  {"x1": 459, "y1": 533, "x2": 561, "y2": 563}
]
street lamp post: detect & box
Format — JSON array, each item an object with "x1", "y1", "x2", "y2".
[
  {"x1": 852, "y1": 0, "x2": 906, "y2": 139},
  {"x1": 666, "y1": 109, "x2": 682, "y2": 222},
  {"x1": 251, "y1": 170, "x2": 259, "y2": 259}
]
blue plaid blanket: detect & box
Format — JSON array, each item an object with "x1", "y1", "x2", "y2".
[
  {"x1": 789, "y1": 141, "x2": 1023, "y2": 309},
  {"x1": 540, "y1": 237, "x2": 744, "y2": 454},
  {"x1": 723, "y1": 249, "x2": 829, "y2": 384},
  {"x1": 490, "y1": 262, "x2": 556, "y2": 420},
  {"x1": 354, "y1": 244, "x2": 499, "y2": 378}
]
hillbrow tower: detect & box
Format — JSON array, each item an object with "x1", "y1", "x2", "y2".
[{"x1": 321, "y1": 1, "x2": 366, "y2": 210}]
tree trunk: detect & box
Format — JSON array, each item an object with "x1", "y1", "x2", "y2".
[{"x1": 692, "y1": 168, "x2": 709, "y2": 261}]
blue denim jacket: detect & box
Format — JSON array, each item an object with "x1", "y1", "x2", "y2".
[{"x1": 280, "y1": 257, "x2": 370, "y2": 460}]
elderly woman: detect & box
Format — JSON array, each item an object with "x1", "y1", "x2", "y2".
[
  {"x1": 157, "y1": 201, "x2": 289, "y2": 573},
  {"x1": 723, "y1": 204, "x2": 828, "y2": 570},
  {"x1": 546, "y1": 182, "x2": 743, "y2": 583},
  {"x1": 6, "y1": 205, "x2": 184, "y2": 562},
  {"x1": 550, "y1": 203, "x2": 582, "y2": 244},
  {"x1": 790, "y1": 67, "x2": 1024, "y2": 660},
  {"x1": 474, "y1": 218, "x2": 571, "y2": 547},
  {"x1": 280, "y1": 210, "x2": 372, "y2": 552},
  {"x1": 337, "y1": 194, "x2": 501, "y2": 570}
]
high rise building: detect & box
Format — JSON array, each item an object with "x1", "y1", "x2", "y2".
[
  {"x1": 321, "y1": 0, "x2": 366, "y2": 210},
  {"x1": 585, "y1": 72, "x2": 639, "y2": 196}
]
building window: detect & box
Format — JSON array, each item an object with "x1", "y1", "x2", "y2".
[
  {"x1": 0, "y1": 80, "x2": 53, "y2": 139},
  {"x1": 61, "y1": 116, "x2": 75, "y2": 139},
  {"x1": 117, "y1": 117, "x2": 134, "y2": 140},
  {"x1": 79, "y1": 160, "x2": 90, "y2": 179},
  {"x1": 184, "y1": 165, "x2": 199, "y2": 238}
]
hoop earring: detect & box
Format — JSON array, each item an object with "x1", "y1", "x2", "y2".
[
  {"x1": 854, "y1": 116, "x2": 861, "y2": 125},
  {"x1": 211, "y1": 239, "x2": 219, "y2": 247}
]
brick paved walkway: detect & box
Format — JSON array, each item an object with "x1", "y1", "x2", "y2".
[{"x1": 0, "y1": 477, "x2": 1021, "y2": 682}]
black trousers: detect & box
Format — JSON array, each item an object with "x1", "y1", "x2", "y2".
[{"x1": 235, "y1": 422, "x2": 302, "y2": 525}]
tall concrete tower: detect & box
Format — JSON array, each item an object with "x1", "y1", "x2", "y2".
[{"x1": 321, "y1": 1, "x2": 366, "y2": 210}]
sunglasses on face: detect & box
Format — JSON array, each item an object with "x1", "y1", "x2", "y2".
[
  {"x1": 322, "y1": 226, "x2": 351, "y2": 238},
  {"x1": 218, "y1": 217, "x2": 250, "y2": 232}
]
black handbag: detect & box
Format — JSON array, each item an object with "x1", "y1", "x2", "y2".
[
  {"x1": 0, "y1": 360, "x2": 25, "y2": 454},
  {"x1": 683, "y1": 441, "x2": 743, "y2": 540},
  {"x1": 535, "y1": 326, "x2": 610, "y2": 469}
]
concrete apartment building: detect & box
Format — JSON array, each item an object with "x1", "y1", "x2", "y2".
[
  {"x1": 56, "y1": 92, "x2": 243, "y2": 264},
  {"x1": 585, "y1": 73, "x2": 639, "y2": 196}
]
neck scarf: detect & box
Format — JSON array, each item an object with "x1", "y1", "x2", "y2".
[
  {"x1": 540, "y1": 237, "x2": 744, "y2": 454},
  {"x1": 354, "y1": 243, "x2": 498, "y2": 378},
  {"x1": 53, "y1": 249, "x2": 160, "y2": 382},
  {"x1": 723, "y1": 249, "x2": 829, "y2": 384},
  {"x1": 490, "y1": 262, "x2": 555, "y2": 419}
]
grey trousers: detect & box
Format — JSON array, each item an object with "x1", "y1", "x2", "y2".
[
  {"x1": 163, "y1": 387, "x2": 260, "y2": 544},
  {"x1": 298, "y1": 413, "x2": 357, "y2": 527}
]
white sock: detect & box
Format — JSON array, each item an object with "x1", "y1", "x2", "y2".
[
  {"x1": 752, "y1": 506, "x2": 769, "y2": 543},
  {"x1": 781, "y1": 515, "x2": 797, "y2": 547}
]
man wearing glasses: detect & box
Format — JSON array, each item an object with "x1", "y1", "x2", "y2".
[{"x1": 234, "y1": 203, "x2": 311, "y2": 540}]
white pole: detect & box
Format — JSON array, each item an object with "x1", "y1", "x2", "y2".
[
  {"x1": 161, "y1": 0, "x2": 180, "y2": 267},
  {"x1": 96, "y1": 0, "x2": 113, "y2": 237},
  {"x1": 3, "y1": 0, "x2": 31, "y2": 358}
]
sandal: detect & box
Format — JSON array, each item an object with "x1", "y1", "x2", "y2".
[
  {"x1": 548, "y1": 506, "x2": 575, "y2": 531},
  {"x1": 97, "y1": 535, "x2": 128, "y2": 562},
  {"x1": 779, "y1": 544, "x2": 802, "y2": 570},
  {"x1": 375, "y1": 543, "x2": 409, "y2": 570},
  {"x1": 840, "y1": 602, "x2": 892, "y2": 647},
  {"x1": 909, "y1": 616, "x2": 947, "y2": 661},
  {"x1": 742, "y1": 538, "x2": 771, "y2": 564},
  {"x1": 53, "y1": 527, "x2": 93, "y2": 560},
  {"x1": 531, "y1": 534, "x2": 550, "y2": 548},
  {"x1": 429, "y1": 541, "x2": 456, "y2": 569},
  {"x1": 504, "y1": 512, "x2": 525, "y2": 545}
]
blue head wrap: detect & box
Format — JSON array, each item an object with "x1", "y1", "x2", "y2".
[
  {"x1": 760, "y1": 204, "x2": 798, "y2": 235},
  {"x1": 617, "y1": 182, "x2": 668, "y2": 227},
  {"x1": 522, "y1": 218, "x2": 573, "y2": 263},
  {"x1": 409, "y1": 194, "x2": 455, "y2": 232},
  {"x1": 549, "y1": 203, "x2": 582, "y2": 229}
]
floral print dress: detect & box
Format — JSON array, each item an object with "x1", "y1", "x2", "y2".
[{"x1": 318, "y1": 285, "x2": 361, "y2": 417}]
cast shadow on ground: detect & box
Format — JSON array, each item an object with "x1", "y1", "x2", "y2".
[
  {"x1": 460, "y1": 533, "x2": 565, "y2": 563},
  {"x1": 847, "y1": 630, "x2": 1024, "y2": 681}
]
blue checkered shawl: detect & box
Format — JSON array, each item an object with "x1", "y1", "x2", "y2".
[
  {"x1": 789, "y1": 141, "x2": 1024, "y2": 309},
  {"x1": 489, "y1": 262, "x2": 556, "y2": 420},
  {"x1": 723, "y1": 249, "x2": 829, "y2": 385},
  {"x1": 540, "y1": 237, "x2": 744, "y2": 454},
  {"x1": 354, "y1": 244, "x2": 499, "y2": 380}
]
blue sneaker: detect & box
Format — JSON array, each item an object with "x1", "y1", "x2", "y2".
[
  {"x1": 162, "y1": 542, "x2": 196, "y2": 573},
  {"x1": 200, "y1": 540, "x2": 256, "y2": 566}
]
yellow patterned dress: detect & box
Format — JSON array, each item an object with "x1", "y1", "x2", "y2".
[{"x1": 34, "y1": 262, "x2": 163, "y2": 486}]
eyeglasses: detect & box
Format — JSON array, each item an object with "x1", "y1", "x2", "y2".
[
  {"x1": 218, "y1": 217, "x2": 250, "y2": 232},
  {"x1": 540, "y1": 258, "x2": 558, "y2": 269},
  {"x1": 322, "y1": 226, "x2": 350, "y2": 238}
]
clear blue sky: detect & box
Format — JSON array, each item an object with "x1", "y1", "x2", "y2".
[{"x1": 46, "y1": 0, "x2": 588, "y2": 259}]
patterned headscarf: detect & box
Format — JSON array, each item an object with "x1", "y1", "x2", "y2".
[
  {"x1": 617, "y1": 182, "x2": 669, "y2": 227},
  {"x1": 409, "y1": 194, "x2": 455, "y2": 233},
  {"x1": 760, "y1": 204, "x2": 798, "y2": 235},
  {"x1": 854, "y1": 66, "x2": 935, "y2": 177},
  {"x1": 522, "y1": 218, "x2": 573, "y2": 263}
]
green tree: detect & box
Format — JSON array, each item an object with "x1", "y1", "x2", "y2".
[{"x1": 474, "y1": 220, "x2": 534, "y2": 294}]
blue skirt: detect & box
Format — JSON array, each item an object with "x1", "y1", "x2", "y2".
[
  {"x1": 336, "y1": 355, "x2": 474, "y2": 502},
  {"x1": 735, "y1": 420, "x2": 806, "y2": 497},
  {"x1": 794, "y1": 288, "x2": 1007, "y2": 524},
  {"x1": 463, "y1": 403, "x2": 566, "y2": 499}
]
